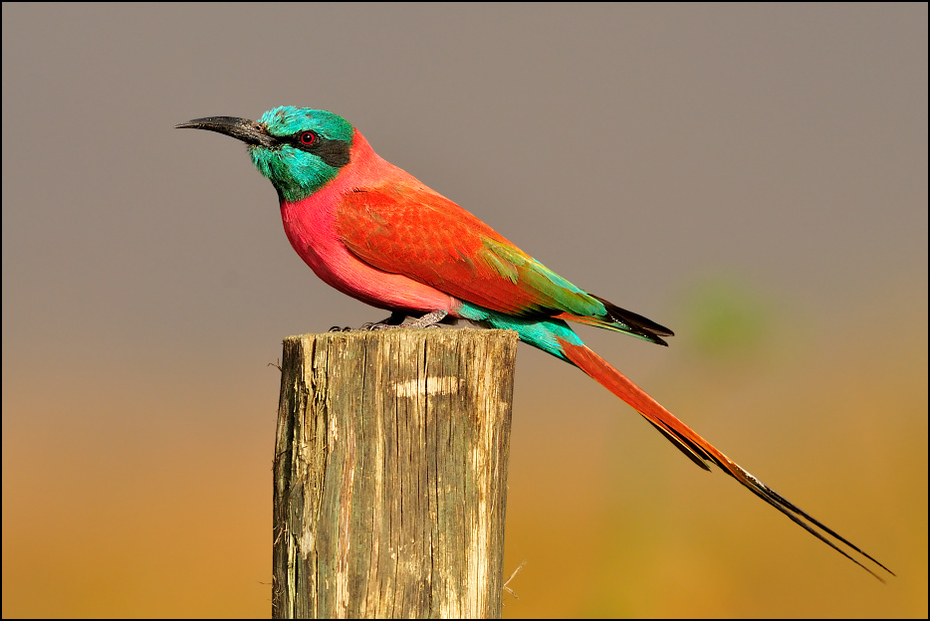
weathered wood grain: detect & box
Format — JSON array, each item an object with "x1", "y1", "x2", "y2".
[{"x1": 273, "y1": 328, "x2": 518, "y2": 619}]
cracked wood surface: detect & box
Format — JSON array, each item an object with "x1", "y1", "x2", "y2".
[{"x1": 273, "y1": 329, "x2": 518, "y2": 619}]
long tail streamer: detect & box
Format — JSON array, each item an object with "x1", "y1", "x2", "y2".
[{"x1": 557, "y1": 337, "x2": 894, "y2": 581}]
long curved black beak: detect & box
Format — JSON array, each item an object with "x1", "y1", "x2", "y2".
[{"x1": 175, "y1": 116, "x2": 277, "y2": 148}]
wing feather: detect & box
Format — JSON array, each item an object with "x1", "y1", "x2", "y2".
[{"x1": 335, "y1": 182, "x2": 672, "y2": 343}]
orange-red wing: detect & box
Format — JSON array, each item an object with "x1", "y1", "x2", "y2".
[{"x1": 334, "y1": 181, "x2": 598, "y2": 317}]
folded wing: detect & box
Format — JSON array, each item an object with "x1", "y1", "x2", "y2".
[{"x1": 335, "y1": 181, "x2": 672, "y2": 344}]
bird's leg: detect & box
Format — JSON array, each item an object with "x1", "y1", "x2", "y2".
[
  {"x1": 331, "y1": 310, "x2": 452, "y2": 332},
  {"x1": 330, "y1": 311, "x2": 408, "y2": 332},
  {"x1": 366, "y1": 310, "x2": 452, "y2": 330},
  {"x1": 371, "y1": 309, "x2": 454, "y2": 329},
  {"x1": 405, "y1": 309, "x2": 448, "y2": 328},
  {"x1": 361, "y1": 311, "x2": 409, "y2": 330}
]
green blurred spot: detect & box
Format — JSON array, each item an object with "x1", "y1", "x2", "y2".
[{"x1": 678, "y1": 277, "x2": 775, "y2": 362}]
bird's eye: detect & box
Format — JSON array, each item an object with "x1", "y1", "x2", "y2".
[{"x1": 298, "y1": 131, "x2": 317, "y2": 146}]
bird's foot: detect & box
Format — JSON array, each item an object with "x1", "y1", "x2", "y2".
[
  {"x1": 361, "y1": 311, "x2": 409, "y2": 330},
  {"x1": 330, "y1": 310, "x2": 453, "y2": 332},
  {"x1": 366, "y1": 310, "x2": 451, "y2": 330},
  {"x1": 330, "y1": 312, "x2": 408, "y2": 332},
  {"x1": 405, "y1": 309, "x2": 449, "y2": 329},
  {"x1": 362, "y1": 311, "x2": 456, "y2": 330}
]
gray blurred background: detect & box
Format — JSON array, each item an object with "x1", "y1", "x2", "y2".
[{"x1": 3, "y1": 3, "x2": 926, "y2": 617}]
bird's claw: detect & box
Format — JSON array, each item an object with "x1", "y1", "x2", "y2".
[
  {"x1": 366, "y1": 322, "x2": 395, "y2": 331},
  {"x1": 405, "y1": 310, "x2": 449, "y2": 329},
  {"x1": 329, "y1": 311, "x2": 450, "y2": 332}
]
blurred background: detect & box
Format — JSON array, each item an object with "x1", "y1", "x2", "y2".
[{"x1": 3, "y1": 3, "x2": 926, "y2": 617}]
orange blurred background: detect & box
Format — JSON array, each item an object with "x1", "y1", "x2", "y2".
[{"x1": 3, "y1": 4, "x2": 926, "y2": 617}]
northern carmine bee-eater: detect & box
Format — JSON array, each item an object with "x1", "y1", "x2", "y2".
[{"x1": 178, "y1": 106, "x2": 892, "y2": 580}]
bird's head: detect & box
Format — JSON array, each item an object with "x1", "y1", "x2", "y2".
[{"x1": 177, "y1": 106, "x2": 355, "y2": 202}]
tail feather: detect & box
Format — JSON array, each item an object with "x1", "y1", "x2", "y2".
[
  {"x1": 553, "y1": 295, "x2": 674, "y2": 346},
  {"x1": 556, "y1": 337, "x2": 894, "y2": 581},
  {"x1": 591, "y1": 294, "x2": 675, "y2": 338}
]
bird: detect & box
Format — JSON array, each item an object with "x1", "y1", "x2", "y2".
[{"x1": 177, "y1": 106, "x2": 892, "y2": 581}]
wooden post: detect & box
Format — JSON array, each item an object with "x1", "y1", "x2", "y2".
[{"x1": 272, "y1": 328, "x2": 518, "y2": 619}]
